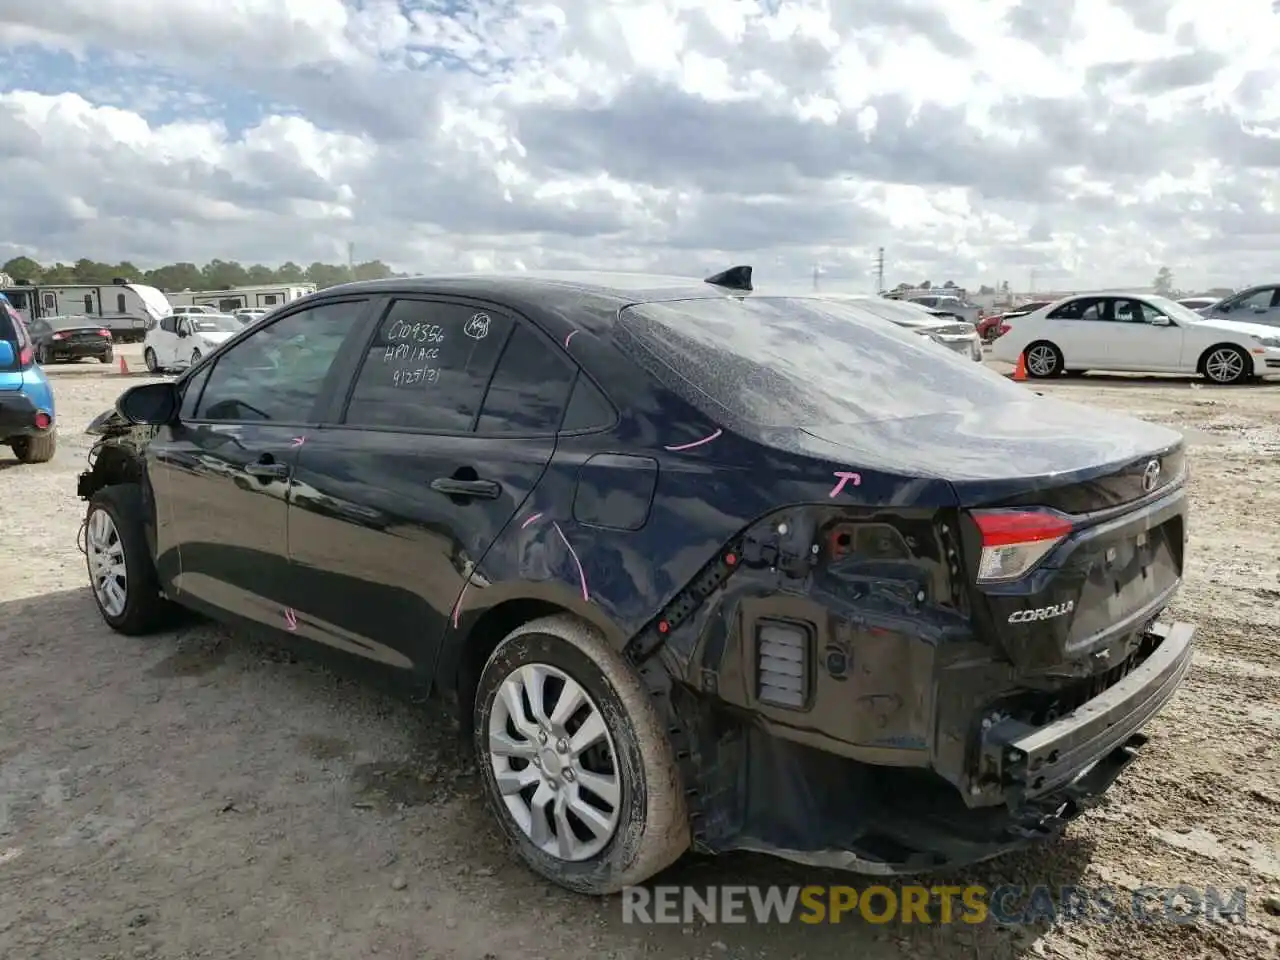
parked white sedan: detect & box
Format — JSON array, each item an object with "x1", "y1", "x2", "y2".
[{"x1": 990, "y1": 293, "x2": 1280, "y2": 384}]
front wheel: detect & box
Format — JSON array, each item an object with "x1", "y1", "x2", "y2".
[
  {"x1": 1024, "y1": 341, "x2": 1063, "y2": 378},
  {"x1": 473, "y1": 615, "x2": 689, "y2": 895},
  {"x1": 144, "y1": 347, "x2": 159, "y2": 373},
  {"x1": 85, "y1": 484, "x2": 175, "y2": 635},
  {"x1": 1202, "y1": 345, "x2": 1250, "y2": 385}
]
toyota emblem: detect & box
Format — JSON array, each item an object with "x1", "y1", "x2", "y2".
[{"x1": 1141, "y1": 459, "x2": 1161, "y2": 493}]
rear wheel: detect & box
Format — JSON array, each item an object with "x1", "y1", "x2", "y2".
[
  {"x1": 100, "y1": 348, "x2": 113, "y2": 364},
  {"x1": 144, "y1": 348, "x2": 159, "y2": 373},
  {"x1": 85, "y1": 484, "x2": 175, "y2": 635},
  {"x1": 36, "y1": 344, "x2": 49, "y2": 365},
  {"x1": 1201, "y1": 345, "x2": 1250, "y2": 385},
  {"x1": 473, "y1": 614, "x2": 689, "y2": 894},
  {"x1": 11, "y1": 430, "x2": 56, "y2": 463},
  {"x1": 1024, "y1": 341, "x2": 1063, "y2": 378}
]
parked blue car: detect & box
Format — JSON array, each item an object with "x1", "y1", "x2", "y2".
[{"x1": 0, "y1": 295, "x2": 57, "y2": 462}]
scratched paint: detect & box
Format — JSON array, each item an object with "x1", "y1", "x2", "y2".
[
  {"x1": 451, "y1": 582, "x2": 468, "y2": 629},
  {"x1": 564, "y1": 330, "x2": 578, "y2": 349},
  {"x1": 284, "y1": 608, "x2": 297, "y2": 632},
  {"x1": 521, "y1": 512, "x2": 543, "y2": 529},
  {"x1": 663, "y1": 428, "x2": 722, "y2": 452},
  {"x1": 552, "y1": 521, "x2": 590, "y2": 602},
  {"x1": 829, "y1": 471, "x2": 862, "y2": 497}
]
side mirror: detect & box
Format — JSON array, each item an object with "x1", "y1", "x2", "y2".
[
  {"x1": 117, "y1": 381, "x2": 179, "y2": 425},
  {"x1": 1218, "y1": 303, "x2": 1231, "y2": 313},
  {"x1": 177, "y1": 327, "x2": 188, "y2": 338},
  {"x1": 0, "y1": 341, "x2": 13, "y2": 366},
  {"x1": 1151, "y1": 315, "x2": 1173, "y2": 326}
]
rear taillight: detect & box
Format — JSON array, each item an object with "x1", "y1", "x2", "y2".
[
  {"x1": 51, "y1": 331, "x2": 66, "y2": 340},
  {"x1": 98, "y1": 328, "x2": 111, "y2": 338},
  {"x1": 33, "y1": 411, "x2": 51, "y2": 429},
  {"x1": 18, "y1": 346, "x2": 32, "y2": 366},
  {"x1": 997, "y1": 324, "x2": 1010, "y2": 336},
  {"x1": 972, "y1": 509, "x2": 1073, "y2": 583}
]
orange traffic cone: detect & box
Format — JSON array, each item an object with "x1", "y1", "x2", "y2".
[
  {"x1": 118, "y1": 354, "x2": 129, "y2": 375},
  {"x1": 1012, "y1": 352, "x2": 1027, "y2": 382}
]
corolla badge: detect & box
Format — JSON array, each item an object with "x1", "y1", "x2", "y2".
[
  {"x1": 1008, "y1": 600, "x2": 1074, "y2": 623},
  {"x1": 1141, "y1": 459, "x2": 1161, "y2": 493}
]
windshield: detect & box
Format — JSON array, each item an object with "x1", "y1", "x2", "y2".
[
  {"x1": 617, "y1": 296, "x2": 1030, "y2": 427},
  {"x1": 1147, "y1": 295, "x2": 1207, "y2": 324},
  {"x1": 191, "y1": 315, "x2": 241, "y2": 332}
]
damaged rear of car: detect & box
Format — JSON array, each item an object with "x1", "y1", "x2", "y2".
[{"x1": 611, "y1": 293, "x2": 1193, "y2": 876}]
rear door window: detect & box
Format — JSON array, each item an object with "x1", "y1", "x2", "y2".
[
  {"x1": 342, "y1": 299, "x2": 512, "y2": 432},
  {"x1": 617, "y1": 296, "x2": 1031, "y2": 427}
]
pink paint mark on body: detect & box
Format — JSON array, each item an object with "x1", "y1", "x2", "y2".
[
  {"x1": 552, "y1": 522, "x2": 590, "y2": 602},
  {"x1": 664, "y1": 428, "x2": 722, "y2": 452},
  {"x1": 284, "y1": 608, "x2": 297, "y2": 632},
  {"x1": 291, "y1": 436, "x2": 305, "y2": 447},
  {"x1": 451, "y1": 582, "x2": 469, "y2": 629},
  {"x1": 564, "y1": 331, "x2": 578, "y2": 349},
  {"x1": 521, "y1": 512, "x2": 543, "y2": 529},
  {"x1": 828, "y1": 471, "x2": 862, "y2": 497}
]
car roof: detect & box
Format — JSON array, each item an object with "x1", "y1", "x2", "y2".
[{"x1": 305, "y1": 271, "x2": 774, "y2": 331}]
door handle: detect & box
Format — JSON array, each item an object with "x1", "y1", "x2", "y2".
[
  {"x1": 430, "y1": 477, "x2": 501, "y2": 499},
  {"x1": 245, "y1": 459, "x2": 289, "y2": 480}
]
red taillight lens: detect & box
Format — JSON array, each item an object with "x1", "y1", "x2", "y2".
[
  {"x1": 33, "y1": 411, "x2": 51, "y2": 430},
  {"x1": 971, "y1": 509, "x2": 1073, "y2": 583},
  {"x1": 19, "y1": 346, "x2": 32, "y2": 366},
  {"x1": 997, "y1": 324, "x2": 1010, "y2": 336},
  {"x1": 98, "y1": 328, "x2": 111, "y2": 337},
  {"x1": 52, "y1": 331, "x2": 66, "y2": 340}
]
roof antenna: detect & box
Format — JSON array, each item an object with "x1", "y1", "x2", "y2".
[{"x1": 704, "y1": 265, "x2": 753, "y2": 292}]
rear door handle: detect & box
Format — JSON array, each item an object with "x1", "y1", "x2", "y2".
[
  {"x1": 245, "y1": 460, "x2": 289, "y2": 479},
  {"x1": 430, "y1": 477, "x2": 501, "y2": 499}
]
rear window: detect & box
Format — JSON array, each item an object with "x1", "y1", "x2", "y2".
[{"x1": 616, "y1": 296, "x2": 1029, "y2": 427}]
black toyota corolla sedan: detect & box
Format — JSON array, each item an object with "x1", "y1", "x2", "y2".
[{"x1": 77, "y1": 268, "x2": 1195, "y2": 894}]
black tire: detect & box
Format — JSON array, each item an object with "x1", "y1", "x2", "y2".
[
  {"x1": 100, "y1": 349, "x2": 113, "y2": 364},
  {"x1": 1023, "y1": 341, "x2": 1063, "y2": 378},
  {"x1": 1200, "y1": 344, "x2": 1251, "y2": 385},
  {"x1": 36, "y1": 344, "x2": 48, "y2": 365},
  {"x1": 144, "y1": 348, "x2": 159, "y2": 373},
  {"x1": 11, "y1": 430, "x2": 56, "y2": 463},
  {"x1": 473, "y1": 614, "x2": 689, "y2": 895},
  {"x1": 85, "y1": 484, "x2": 175, "y2": 635}
]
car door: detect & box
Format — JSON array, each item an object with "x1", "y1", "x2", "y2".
[
  {"x1": 1095, "y1": 297, "x2": 1171, "y2": 370},
  {"x1": 145, "y1": 297, "x2": 371, "y2": 628},
  {"x1": 283, "y1": 297, "x2": 579, "y2": 677},
  {"x1": 1131, "y1": 299, "x2": 1188, "y2": 370},
  {"x1": 1040, "y1": 296, "x2": 1103, "y2": 365},
  {"x1": 154, "y1": 315, "x2": 178, "y2": 366}
]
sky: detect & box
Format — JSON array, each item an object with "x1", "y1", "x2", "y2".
[{"x1": 0, "y1": 0, "x2": 1278, "y2": 293}]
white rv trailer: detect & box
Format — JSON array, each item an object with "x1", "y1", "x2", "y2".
[
  {"x1": 0, "y1": 280, "x2": 171, "y2": 342},
  {"x1": 166, "y1": 283, "x2": 316, "y2": 313}
]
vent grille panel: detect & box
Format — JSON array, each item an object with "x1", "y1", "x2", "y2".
[{"x1": 757, "y1": 621, "x2": 809, "y2": 709}]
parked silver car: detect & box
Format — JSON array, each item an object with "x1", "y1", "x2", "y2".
[
  {"x1": 1196, "y1": 284, "x2": 1280, "y2": 326},
  {"x1": 822, "y1": 294, "x2": 983, "y2": 361},
  {"x1": 902, "y1": 293, "x2": 981, "y2": 325}
]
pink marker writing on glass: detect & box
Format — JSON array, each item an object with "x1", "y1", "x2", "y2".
[{"x1": 829, "y1": 471, "x2": 862, "y2": 497}]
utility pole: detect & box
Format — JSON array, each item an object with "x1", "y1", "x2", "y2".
[
  {"x1": 347, "y1": 241, "x2": 355, "y2": 272},
  {"x1": 874, "y1": 247, "x2": 885, "y2": 294}
]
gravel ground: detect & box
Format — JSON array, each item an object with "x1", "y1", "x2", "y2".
[{"x1": 2, "y1": 351, "x2": 1278, "y2": 959}]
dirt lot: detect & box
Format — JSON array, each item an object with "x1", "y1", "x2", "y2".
[{"x1": 2, "y1": 353, "x2": 1279, "y2": 959}]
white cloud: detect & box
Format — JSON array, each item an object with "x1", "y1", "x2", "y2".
[{"x1": 0, "y1": 0, "x2": 1278, "y2": 291}]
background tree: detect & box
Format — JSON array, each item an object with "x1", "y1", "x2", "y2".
[
  {"x1": 1, "y1": 255, "x2": 400, "y2": 292},
  {"x1": 1153, "y1": 266, "x2": 1174, "y2": 296}
]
